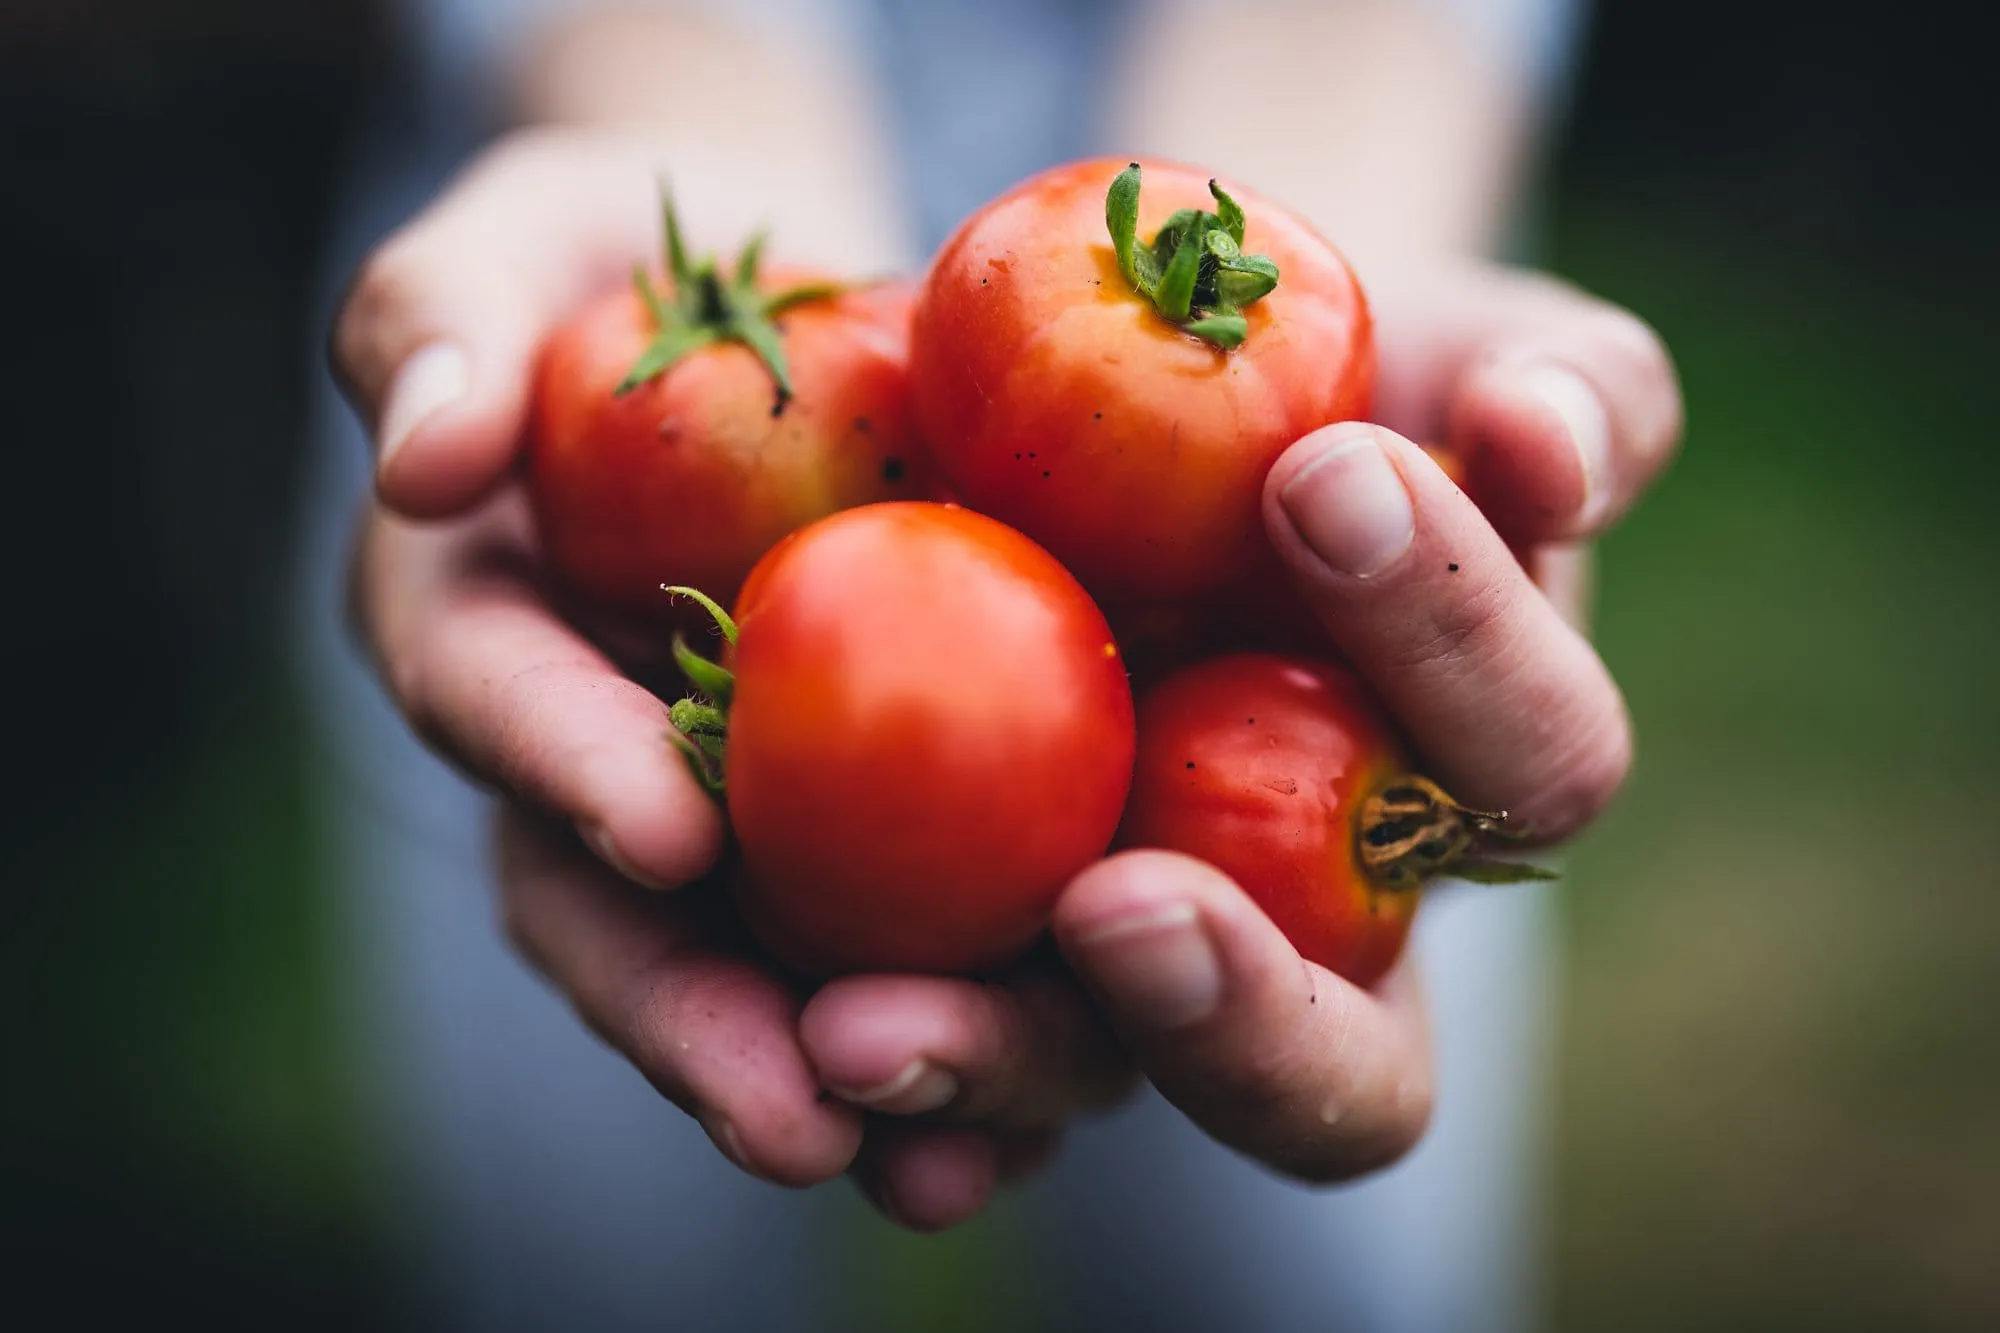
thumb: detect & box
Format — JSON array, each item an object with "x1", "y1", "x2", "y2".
[
  {"x1": 1261, "y1": 422, "x2": 1632, "y2": 841},
  {"x1": 1054, "y1": 851, "x2": 1433, "y2": 1183}
]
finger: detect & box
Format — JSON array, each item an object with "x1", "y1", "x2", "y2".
[
  {"x1": 799, "y1": 968, "x2": 1136, "y2": 1128},
  {"x1": 849, "y1": 1122, "x2": 1002, "y2": 1233},
  {"x1": 1054, "y1": 851, "x2": 1434, "y2": 1184},
  {"x1": 496, "y1": 810, "x2": 864, "y2": 1187},
  {"x1": 1445, "y1": 311, "x2": 1681, "y2": 541},
  {"x1": 1370, "y1": 265, "x2": 1681, "y2": 543},
  {"x1": 330, "y1": 129, "x2": 658, "y2": 517},
  {"x1": 1264, "y1": 423, "x2": 1631, "y2": 840},
  {"x1": 357, "y1": 499, "x2": 726, "y2": 888}
]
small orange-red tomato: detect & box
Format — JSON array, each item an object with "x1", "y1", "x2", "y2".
[
  {"x1": 910, "y1": 157, "x2": 1374, "y2": 605},
  {"x1": 529, "y1": 272, "x2": 924, "y2": 621},
  {"x1": 1117, "y1": 654, "x2": 1423, "y2": 990},
  {"x1": 723, "y1": 502, "x2": 1136, "y2": 977}
]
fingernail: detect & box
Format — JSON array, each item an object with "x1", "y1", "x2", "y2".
[
  {"x1": 1073, "y1": 902, "x2": 1221, "y2": 1030},
  {"x1": 579, "y1": 822, "x2": 669, "y2": 891},
  {"x1": 378, "y1": 341, "x2": 469, "y2": 469},
  {"x1": 702, "y1": 1113, "x2": 751, "y2": 1171},
  {"x1": 829, "y1": 1060, "x2": 960, "y2": 1115},
  {"x1": 1522, "y1": 362, "x2": 1612, "y2": 528},
  {"x1": 1279, "y1": 427, "x2": 1415, "y2": 577}
]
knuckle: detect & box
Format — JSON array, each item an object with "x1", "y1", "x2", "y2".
[
  {"x1": 1292, "y1": 1083, "x2": 1436, "y2": 1186},
  {"x1": 1287, "y1": 1021, "x2": 1436, "y2": 1184},
  {"x1": 476, "y1": 123, "x2": 573, "y2": 176},
  {"x1": 618, "y1": 964, "x2": 706, "y2": 1103},
  {"x1": 1525, "y1": 689, "x2": 1634, "y2": 842},
  {"x1": 385, "y1": 619, "x2": 449, "y2": 750},
  {"x1": 1387, "y1": 576, "x2": 1523, "y2": 683},
  {"x1": 332, "y1": 238, "x2": 429, "y2": 392},
  {"x1": 486, "y1": 659, "x2": 591, "y2": 787},
  {"x1": 1209, "y1": 1040, "x2": 1315, "y2": 1120}
]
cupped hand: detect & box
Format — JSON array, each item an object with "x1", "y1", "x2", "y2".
[
  {"x1": 335, "y1": 127, "x2": 1680, "y2": 1228},
  {"x1": 334, "y1": 130, "x2": 903, "y2": 1193}
]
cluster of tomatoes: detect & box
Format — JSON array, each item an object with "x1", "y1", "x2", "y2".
[{"x1": 528, "y1": 158, "x2": 1548, "y2": 989}]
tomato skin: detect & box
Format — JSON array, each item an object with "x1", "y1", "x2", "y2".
[
  {"x1": 529, "y1": 275, "x2": 925, "y2": 620},
  {"x1": 910, "y1": 157, "x2": 1374, "y2": 605},
  {"x1": 724, "y1": 502, "x2": 1136, "y2": 977},
  {"x1": 1116, "y1": 653, "x2": 1415, "y2": 990}
]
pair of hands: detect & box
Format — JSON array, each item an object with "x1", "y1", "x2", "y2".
[{"x1": 333, "y1": 131, "x2": 1680, "y2": 1232}]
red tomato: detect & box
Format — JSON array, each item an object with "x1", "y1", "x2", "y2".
[
  {"x1": 707, "y1": 502, "x2": 1136, "y2": 977},
  {"x1": 529, "y1": 210, "x2": 925, "y2": 621},
  {"x1": 910, "y1": 157, "x2": 1374, "y2": 605},
  {"x1": 1117, "y1": 654, "x2": 1547, "y2": 990}
]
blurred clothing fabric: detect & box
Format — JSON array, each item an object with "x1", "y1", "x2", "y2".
[
  {"x1": 297, "y1": 1, "x2": 1585, "y2": 1329},
  {"x1": 410, "y1": 0, "x2": 1585, "y2": 255}
]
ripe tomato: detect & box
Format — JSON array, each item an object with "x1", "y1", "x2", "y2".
[
  {"x1": 1116, "y1": 654, "x2": 1548, "y2": 990},
  {"x1": 529, "y1": 194, "x2": 924, "y2": 622},
  {"x1": 676, "y1": 502, "x2": 1136, "y2": 977},
  {"x1": 909, "y1": 157, "x2": 1374, "y2": 605}
]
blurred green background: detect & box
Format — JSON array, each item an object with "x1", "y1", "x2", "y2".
[{"x1": 2, "y1": 3, "x2": 1993, "y2": 1330}]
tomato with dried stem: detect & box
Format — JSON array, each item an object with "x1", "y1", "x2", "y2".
[{"x1": 1117, "y1": 654, "x2": 1553, "y2": 989}]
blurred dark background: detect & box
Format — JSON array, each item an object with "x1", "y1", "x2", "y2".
[{"x1": 2, "y1": 2, "x2": 1993, "y2": 1329}]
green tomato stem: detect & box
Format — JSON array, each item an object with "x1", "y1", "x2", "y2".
[
  {"x1": 662, "y1": 583, "x2": 742, "y2": 801},
  {"x1": 1103, "y1": 163, "x2": 1281, "y2": 351},
  {"x1": 662, "y1": 585, "x2": 738, "y2": 645},
  {"x1": 614, "y1": 180, "x2": 842, "y2": 412}
]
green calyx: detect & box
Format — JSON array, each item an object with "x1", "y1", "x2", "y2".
[
  {"x1": 662, "y1": 584, "x2": 739, "y2": 799},
  {"x1": 1104, "y1": 162, "x2": 1280, "y2": 351},
  {"x1": 618, "y1": 182, "x2": 841, "y2": 413}
]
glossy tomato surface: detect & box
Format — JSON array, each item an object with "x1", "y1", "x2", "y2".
[
  {"x1": 530, "y1": 275, "x2": 924, "y2": 619},
  {"x1": 910, "y1": 157, "x2": 1373, "y2": 604},
  {"x1": 725, "y1": 502, "x2": 1136, "y2": 976},
  {"x1": 1117, "y1": 653, "x2": 1415, "y2": 989}
]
